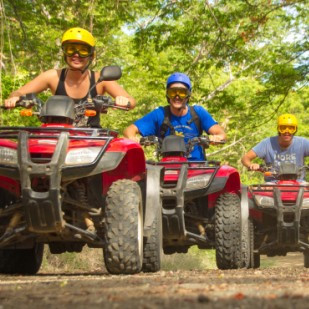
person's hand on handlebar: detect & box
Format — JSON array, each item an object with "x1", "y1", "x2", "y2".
[
  {"x1": 209, "y1": 135, "x2": 225, "y2": 143},
  {"x1": 248, "y1": 163, "x2": 260, "y2": 171},
  {"x1": 4, "y1": 94, "x2": 21, "y2": 109},
  {"x1": 115, "y1": 96, "x2": 131, "y2": 109}
]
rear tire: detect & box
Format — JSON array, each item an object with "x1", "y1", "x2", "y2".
[
  {"x1": 215, "y1": 193, "x2": 243, "y2": 269},
  {"x1": 248, "y1": 219, "x2": 255, "y2": 268},
  {"x1": 254, "y1": 253, "x2": 261, "y2": 268},
  {"x1": 241, "y1": 218, "x2": 252, "y2": 269},
  {"x1": 142, "y1": 206, "x2": 162, "y2": 272},
  {"x1": 103, "y1": 179, "x2": 143, "y2": 274},
  {"x1": 0, "y1": 244, "x2": 44, "y2": 275},
  {"x1": 304, "y1": 252, "x2": 309, "y2": 268}
]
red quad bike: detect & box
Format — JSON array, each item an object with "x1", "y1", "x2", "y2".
[
  {"x1": 0, "y1": 66, "x2": 161, "y2": 275},
  {"x1": 247, "y1": 162, "x2": 309, "y2": 268},
  {"x1": 140, "y1": 135, "x2": 251, "y2": 269}
]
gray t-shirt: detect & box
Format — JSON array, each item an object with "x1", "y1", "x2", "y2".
[{"x1": 253, "y1": 136, "x2": 309, "y2": 181}]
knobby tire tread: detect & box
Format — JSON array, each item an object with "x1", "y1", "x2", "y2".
[
  {"x1": 215, "y1": 193, "x2": 243, "y2": 269},
  {"x1": 103, "y1": 179, "x2": 143, "y2": 274},
  {"x1": 142, "y1": 209, "x2": 162, "y2": 272}
]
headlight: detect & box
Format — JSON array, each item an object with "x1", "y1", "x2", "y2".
[
  {"x1": 185, "y1": 174, "x2": 212, "y2": 190},
  {"x1": 254, "y1": 195, "x2": 274, "y2": 208},
  {"x1": 0, "y1": 147, "x2": 17, "y2": 165},
  {"x1": 302, "y1": 198, "x2": 309, "y2": 209},
  {"x1": 65, "y1": 147, "x2": 102, "y2": 166}
]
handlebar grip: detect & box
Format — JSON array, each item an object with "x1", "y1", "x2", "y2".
[
  {"x1": 139, "y1": 135, "x2": 159, "y2": 146},
  {"x1": 15, "y1": 101, "x2": 27, "y2": 108}
]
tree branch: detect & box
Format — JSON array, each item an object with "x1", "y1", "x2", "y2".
[{"x1": 207, "y1": 132, "x2": 259, "y2": 157}]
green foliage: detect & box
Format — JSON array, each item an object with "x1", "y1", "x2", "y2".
[
  {"x1": 162, "y1": 247, "x2": 217, "y2": 271},
  {"x1": 41, "y1": 247, "x2": 104, "y2": 273}
]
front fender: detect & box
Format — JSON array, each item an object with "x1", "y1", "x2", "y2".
[
  {"x1": 241, "y1": 184, "x2": 249, "y2": 226},
  {"x1": 102, "y1": 146, "x2": 146, "y2": 194},
  {"x1": 206, "y1": 165, "x2": 241, "y2": 195}
]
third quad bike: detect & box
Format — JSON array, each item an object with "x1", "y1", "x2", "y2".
[
  {"x1": 0, "y1": 66, "x2": 161, "y2": 275},
  {"x1": 247, "y1": 162, "x2": 309, "y2": 268},
  {"x1": 140, "y1": 135, "x2": 250, "y2": 269}
]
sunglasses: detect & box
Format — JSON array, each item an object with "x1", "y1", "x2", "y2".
[
  {"x1": 278, "y1": 125, "x2": 297, "y2": 134},
  {"x1": 62, "y1": 43, "x2": 93, "y2": 58},
  {"x1": 166, "y1": 87, "x2": 190, "y2": 100}
]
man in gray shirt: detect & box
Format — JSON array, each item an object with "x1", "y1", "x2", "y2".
[{"x1": 241, "y1": 114, "x2": 309, "y2": 181}]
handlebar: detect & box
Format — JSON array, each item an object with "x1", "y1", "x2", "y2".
[
  {"x1": 139, "y1": 136, "x2": 160, "y2": 146},
  {"x1": 249, "y1": 164, "x2": 309, "y2": 181},
  {"x1": 189, "y1": 136, "x2": 225, "y2": 149},
  {"x1": 1, "y1": 93, "x2": 43, "y2": 110},
  {"x1": 92, "y1": 96, "x2": 130, "y2": 111},
  {"x1": 140, "y1": 135, "x2": 225, "y2": 149},
  {"x1": 2, "y1": 94, "x2": 129, "y2": 112},
  {"x1": 253, "y1": 164, "x2": 273, "y2": 173}
]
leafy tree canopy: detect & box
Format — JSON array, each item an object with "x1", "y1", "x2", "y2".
[{"x1": 0, "y1": 0, "x2": 308, "y2": 183}]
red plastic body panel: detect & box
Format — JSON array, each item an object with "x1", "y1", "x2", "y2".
[
  {"x1": 160, "y1": 156, "x2": 241, "y2": 209},
  {"x1": 0, "y1": 124, "x2": 146, "y2": 197},
  {"x1": 0, "y1": 176, "x2": 20, "y2": 196},
  {"x1": 249, "y1": 179, "x2": 309, "y2": 223},
  {"x1": 102, "y1": 139, "x2": 146, "y2": 195}
]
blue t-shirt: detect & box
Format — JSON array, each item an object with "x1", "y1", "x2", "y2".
[
  {"x1": 134, "y1": 105, "x2": 217, "y2": 160},
  {"x1": 253, "y1": 136, "x2": 309, "y2": 180}
]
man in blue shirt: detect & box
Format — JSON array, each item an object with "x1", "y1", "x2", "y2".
[
  {"x1": 123, "y1": 72, "x2": 226, "y2": 161},
  {"x1": 241, "y1": 114, "x2": 309, "y2": 181}
]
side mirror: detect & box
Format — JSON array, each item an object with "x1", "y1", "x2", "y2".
[{"x1": 98, "y1": 65, "x2": 122, "y2": 82}]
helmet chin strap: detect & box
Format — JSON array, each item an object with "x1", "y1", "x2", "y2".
[{"x1": 81, "y1": 59, "x2": 92, "y2": 74}]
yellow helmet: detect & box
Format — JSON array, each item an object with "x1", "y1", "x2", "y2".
[
  {"x1": 277, "y1": 113, "x2": 298, "y2": 134},
  {"x1": 61, "y1": 27, "x2": 95, "y2": 47}
]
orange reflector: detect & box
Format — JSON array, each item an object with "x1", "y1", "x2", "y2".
[
  {"x1": 264, "y1": 171, "x2": 272, "y2": 177},
  {"x1": 84, "y1": 109, "x2": 97, "y2": 117},
  {"x1": 20, "y1": 109, "x2": 33, "y2": 117}
]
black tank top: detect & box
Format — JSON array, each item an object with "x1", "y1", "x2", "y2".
[{"x1": 55, "y1": 69, "x2": 100, "y2": 127}]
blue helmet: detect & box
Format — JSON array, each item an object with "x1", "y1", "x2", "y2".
[{"x1": 166, "y1": 72, "x2": 192, "y2": 91}]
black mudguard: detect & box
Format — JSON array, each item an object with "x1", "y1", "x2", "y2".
[{"x1": 143, "y1": 164, "x2": 163, "y2": 236}]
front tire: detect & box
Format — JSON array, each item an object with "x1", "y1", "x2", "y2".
[
  {"x1": 103, "y1": 179, "x2": 143, "y2": 274},
  {"x1": 215, "y1": 193, "x2": 243, "y2": 269}
]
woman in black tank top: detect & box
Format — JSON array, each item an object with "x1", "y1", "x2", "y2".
[
  {"x1": 4, "y1": 27, "x2": 136, "y2": 126},
  {"x1": 55, "y1": 69, "x2": 100, "y2": 127}
]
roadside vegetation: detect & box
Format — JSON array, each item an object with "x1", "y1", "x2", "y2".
[
  {"x1": 41, "y1": 246, "x2": 217, "y2": 273},
  {"x1": 41, "y1": 246, "x2": 282, "y2": 272}
]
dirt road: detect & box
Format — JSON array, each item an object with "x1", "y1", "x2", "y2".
[{"x1": 0, "y1": 253, "x2": 308, "y2": 309}]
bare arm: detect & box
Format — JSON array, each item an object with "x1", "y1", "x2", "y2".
[
  {"x1": 98, "y1": 80, "x2": 136, "y2": 110},
  {"x1": 208, "y1": 124, "x2": 227, "y2": 142},
  {"x1": 241, "y1": 149, "x2": 260, "y2": 170},
  {"x1": 123, "y1": 124, "x2": 140, "y2": 142},
  {"x1": 4, "y1": 69, "x2": 57, "y2": 108}
]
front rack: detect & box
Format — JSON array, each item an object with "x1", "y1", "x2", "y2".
[{"x1": 0, "y1": 126, "x2": 119, "y2": 138}]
